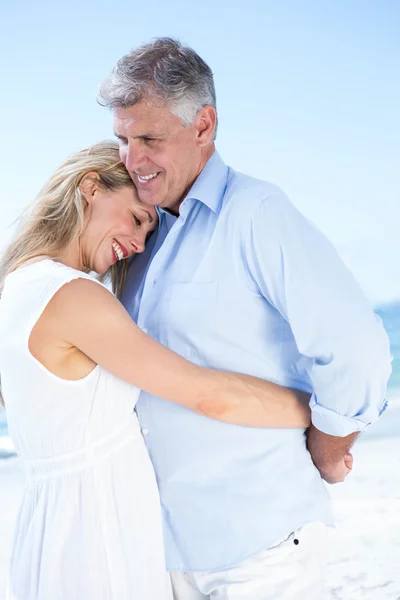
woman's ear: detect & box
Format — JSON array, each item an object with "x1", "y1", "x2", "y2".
[{"x1": 80, "y1": 172, "x2": 102, "y2": 204}]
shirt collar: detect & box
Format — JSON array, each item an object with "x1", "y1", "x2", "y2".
[
  {"x1": 156, "y1": 151, "x2": 229, "y2": 221},
  {"x1": 184, "y1": 150, "x2": 228, "y2": 215}
]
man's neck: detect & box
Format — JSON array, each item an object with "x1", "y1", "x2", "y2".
[{"x1": 167, "y1": 143, "x2": 215, "y2": 216}]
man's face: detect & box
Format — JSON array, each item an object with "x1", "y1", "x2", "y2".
[{"x1": 113, "y1": 102, "x2": 212, "y2": 213}]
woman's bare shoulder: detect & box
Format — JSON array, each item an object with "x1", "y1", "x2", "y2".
[{"x1": 47, "y1": 276, "x2": 122, "y2": 324}]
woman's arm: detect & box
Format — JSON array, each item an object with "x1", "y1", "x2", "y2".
[{"x1": 40, "y1": 279, "x2": 311, "y2": 428}]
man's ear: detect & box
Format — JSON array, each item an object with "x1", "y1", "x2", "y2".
[
  {"x1": 80, "y1": 172, "x2": 102, "y2": 204},
  {"x1": 195, "y1": 105, "x2": 217, "y2": 147}
]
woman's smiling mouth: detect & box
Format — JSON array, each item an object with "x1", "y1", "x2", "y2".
[{"x1": 112, "y1": 239, "x2": 128, "y2": 262}]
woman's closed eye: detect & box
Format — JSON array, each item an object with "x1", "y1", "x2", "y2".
[{"x1": 133, "y1": 215, "x2": 142, "y2": 226}]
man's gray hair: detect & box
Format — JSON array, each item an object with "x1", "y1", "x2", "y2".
[{"x1": 98, "y1": 37, "x2": 218, "y2": 139}]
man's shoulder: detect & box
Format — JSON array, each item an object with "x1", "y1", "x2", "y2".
[
  {"x1": 224, "y1": 168, "x2": 294, "y2": 216},
  {"x1": 228, "y1": 168, "x2": 283, "y2": 198}
]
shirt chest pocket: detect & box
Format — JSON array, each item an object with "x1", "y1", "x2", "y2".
[{"x1": 157, "y1": 282, "x2": 218, "y2": 360}]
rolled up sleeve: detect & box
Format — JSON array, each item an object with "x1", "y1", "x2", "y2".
[{"x1": 246, "y1": 193, "x2": 392, "y2": 437}]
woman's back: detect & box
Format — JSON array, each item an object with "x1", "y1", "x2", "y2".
[{"x1": 0, "y1": 260, "x2": 171, "y2": 600}]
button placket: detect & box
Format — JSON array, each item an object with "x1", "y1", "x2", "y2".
[
  {"x1": 141, "y1": 214, "x2": 185, "y2": 299},
  {"x1": 137, "y1": 201, "x2": 193, "y2": 331}
]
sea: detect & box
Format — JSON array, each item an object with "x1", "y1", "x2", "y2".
[{"x1": 0, "y1": 302, "x2": 399, "y2": 458}]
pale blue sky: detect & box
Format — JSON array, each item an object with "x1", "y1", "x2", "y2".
[{"x1": 0, "y1": 0, "x2": 398, "y2": 303}]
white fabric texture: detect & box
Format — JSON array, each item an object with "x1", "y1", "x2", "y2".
[
  {"x1": 170, "y1": 522, "x2": 329, "y2": 600},
  {"x1": 0, "y1": 260, "x2": 172, "y2": 600}
]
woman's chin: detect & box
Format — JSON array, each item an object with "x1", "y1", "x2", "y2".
[
  {"x1": 91, "y1": 255, "x2": 115, "y2": 275},
  {"x1": 91, "y1": 261, "x2": 110, "y2": 276}
]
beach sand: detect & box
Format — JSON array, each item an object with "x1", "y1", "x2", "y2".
[
  {"x1": 327, "y1": 435, "x2": 400, "y2": 599},
  {"x1": 1, "y1": 435, "x2": 399, "y2": 599}
]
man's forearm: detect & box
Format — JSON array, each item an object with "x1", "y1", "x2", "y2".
[{"x1": 306, "y1": 424, "x2": 358, "y2": 483}]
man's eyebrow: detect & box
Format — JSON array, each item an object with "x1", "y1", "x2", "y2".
[
  {"x1": 134, "y1": 133, "x2": 164, "y2": 140},
  {"x1": 114, "y1": 132, "x2": 165, "y2": 141}
]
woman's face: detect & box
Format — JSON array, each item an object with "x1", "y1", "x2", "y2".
[{"x1": 81, "y1": 179, "x2": 157, "y2": 274}]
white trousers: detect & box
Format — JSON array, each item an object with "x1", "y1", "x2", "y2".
[{"x1": 170, "y1": 522, "x2": 329, "y2": 600}]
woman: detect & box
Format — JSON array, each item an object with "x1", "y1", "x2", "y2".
[{"x1": 0, "y1": 142, "x2": 310, "y2": 600}]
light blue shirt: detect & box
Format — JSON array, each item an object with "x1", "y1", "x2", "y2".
[{"x1": 121, "y1": 151, "x2": 391, "y2": 572}]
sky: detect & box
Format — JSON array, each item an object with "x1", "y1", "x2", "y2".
[{"x1": 0, "y1": 0, "x2": 398, "y2": 304}]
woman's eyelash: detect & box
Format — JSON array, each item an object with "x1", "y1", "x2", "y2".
[{"x1": 134, "y1": 215, "x2": 142, "y2": 226}]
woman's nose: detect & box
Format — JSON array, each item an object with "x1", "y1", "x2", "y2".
[{"x1": 130, "y1": 233, "x2": 146, "y2": 254}]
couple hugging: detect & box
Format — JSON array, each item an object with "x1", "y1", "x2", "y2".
[{"x1": 0, "y1": 37, "x2": 391, "y2": 600}]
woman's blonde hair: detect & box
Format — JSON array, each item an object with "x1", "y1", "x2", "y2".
[
  {"x1": 0, "y1": 140, "x2": 134, "y2": 298},
  {"x1": 0, "y1": 141, "x2": 135, "y2": 407}
]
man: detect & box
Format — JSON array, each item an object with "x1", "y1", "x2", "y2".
[{"x1": 98, "y1": 38, "x2": 391, "y2": 599}]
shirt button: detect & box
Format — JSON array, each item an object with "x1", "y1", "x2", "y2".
[
  {"x1": 141, "y1": 428, "x2": 149, "y2": 436},
  {"x1": 141, "y1": 327, "x2": 148, "y2": 334}
]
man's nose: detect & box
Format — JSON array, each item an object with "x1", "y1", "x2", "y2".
[{"x1": 124, "y1": 141, "x2": 147, "y2": 173}]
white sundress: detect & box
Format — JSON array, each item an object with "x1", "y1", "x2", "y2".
[{"x1": 0, "y1": 260, "x2": 172, "y2": 600}]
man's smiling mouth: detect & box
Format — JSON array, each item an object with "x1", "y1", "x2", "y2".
[{"x1": 136, "y1": 172, "x2": 160, "y2": 183}]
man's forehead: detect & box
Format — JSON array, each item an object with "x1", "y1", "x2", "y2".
[
  {"x1": 113, "y1": 108, "x2": 139, "y2": 131},
  {"x1": 113, "y1": 104, "x2": 175, "y2": 135},
  {"x1": 113, "y1": 113, "x2": 134, "y2": 134}
]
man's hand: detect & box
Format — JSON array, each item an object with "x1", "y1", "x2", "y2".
[
  {"x1": 317, "y1": 451, "x2": 353, "y2": 484},
  {"x1": 306, "y1": 425, "x2": 357, "y2": 484}
]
